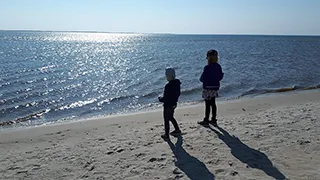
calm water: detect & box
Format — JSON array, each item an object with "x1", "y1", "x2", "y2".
[{"x1": 1, "y1": 31, "x2": 320, "y2": 127}]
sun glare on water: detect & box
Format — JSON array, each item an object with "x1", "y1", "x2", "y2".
[{"x1": 47, "y1": 32, "x2": 142, "y2": 43}]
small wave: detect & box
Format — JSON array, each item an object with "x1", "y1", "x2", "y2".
[
  {"x1": 0, "y1": 81, "x2": 11, "y2": 87},
  {"x1": 58, "y1": 98, "x2": 98, "y2": 110},
  {"x1": 110, "y1": 95, "x2": 135, "y2": 102},
  {"x1": 240, "y1": 84, "x2": 320, "y2": 97},
  {"x1": 141, "y1": 92, "x2": 159, "y2": 98},
  {"x1": 38, "y1": 65, "x2": 56, "y2": 73},
  {"x1": 152, "y1": 67, "x2": 164, "y2": 72},
  {"x1": 97, "y1": 98, "x2": 113, "y2": 106},
  {"x1": 97, "y1": 95, "x2": 136, "y2": 106},
  {"x1": 181, "y1": 87, "x2": 202, "y2": 95},
  {"x1": 240, "y1": 88, "x2": 267, "y2": 97},
  {"x1": 0, "y1": 109, "x2": 50, "y2": 126},
  {"x1": 1, "y1": 100, "x2": 38, "y2": 111},
  {"x1": 302, "y1": 84, "x2": 320, "y2": 90},
  {"x1": 267, "y1": 87, "x2": 298, "y2": 93},
  {"x1": 0, "y1": 88, "x2": 53, "y2": 108},
  {"x1": 97, "y1": 92, "x2": 162, "y2": 107}
]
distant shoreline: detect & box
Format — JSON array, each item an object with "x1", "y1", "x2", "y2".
[{"x1": 0, "y1": 29, "x2": 319, "y2": 37}]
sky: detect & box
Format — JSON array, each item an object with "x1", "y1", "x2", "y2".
[{"x1": 1, "y1": 0, "x2": 320, "y2": 35}]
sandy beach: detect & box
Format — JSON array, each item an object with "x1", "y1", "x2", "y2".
[{"x1": 0, "y1": 90, "x2": 319, "y2": 180}]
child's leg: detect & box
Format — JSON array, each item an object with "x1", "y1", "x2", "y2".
[
  {"x1": 204, "y1": 100, "x2": 211, "y2": 121},
  {"x1": 163, "y1": 108, "x2": 170, "y2": 136},
  {"x1": 211, "y1": 97, "x2": 217, "y2": 120},
  {"x1": 169, "y1": 108, "x2": 180, "y2": 131}
]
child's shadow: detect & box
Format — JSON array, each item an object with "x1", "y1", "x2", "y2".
[
  {"x1": 167, "y1": 136, "x2": 215, "y2": 180},
  {"x1": 209, "y1": 125, "x2": 286, "y2": 180}
]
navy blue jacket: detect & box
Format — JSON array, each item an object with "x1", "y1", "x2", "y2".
[
  {"x1": 159, "y1": 79, "x2": 181, "y2": 107},
  {"x1": 200, "y1": 63, "x2": 224, "y2": 90}
]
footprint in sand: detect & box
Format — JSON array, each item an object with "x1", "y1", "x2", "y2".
[
  {"x1": 144, "y1": 142, "x2": 154, "y2": 147},
  {"x1": 208, "y1": 159, "x2": 221, "y2": 165},
  {"x1": 116, "y1": 148, "x2": 124, "y2": 153},
  {"x1": 183, "y1": 113, "x2": 197, "y2": 117},
  {"x1": 297, "y1": 140, "x2": 311, "y2": 145},
  {"x1": 32, "y1": 166, "x2": 41, "y2": 171},
  {"x1": 230, "y1": 171, "x2": 239, "y2": 176},
  {"x1": 107, "y1": 151, "x2": 114, "y2": 155},
  {"x1": 81, "y1": 173, "x2": 89, "y2": 178},
  {"x1": 29, "y1": 164, "x2": 41, "y2": 171},
  {"x1": 135, "y1": 153, "x2": 146, "y2": 157},
  {"x1": 215, "y1": 169, "x2": 226, "y2": 174},
  {"x1": 149, "y1": 157, "x2": 166, "y2": 162},
  {"x1": 228, "y1": 162, "x2": 233, "y2": 166},
  {"x1": 173, "y1": 168, "x2": 182, "y2": 175},
  {"x1": 7, "y1": 166, "x2": 21, "y2": 171},
  {"x1": 16, "y1": 170, "x2": 28, "y2": 174},
  {"x1": 88, "y1": 165, "x2": 95, "y2": 171},
  {"x1": 175, "y1": 174, "x2": 184, "y2": 179},
  {"x1": 83, "y1": 161, "x2": 95, "y2": 171}
]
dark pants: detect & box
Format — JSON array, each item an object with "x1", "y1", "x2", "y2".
[
  {"x1": 204, "y1": 97, "x2": 217, "y2": 121},
  {"x1": 163, "y1": 107, "x2": 180, "y2": 135}
]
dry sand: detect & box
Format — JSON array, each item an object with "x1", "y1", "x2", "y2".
[{"x1": 0, "y1": 90, "x2": 319, "y2": 180}]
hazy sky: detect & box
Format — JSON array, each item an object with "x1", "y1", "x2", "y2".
[{"x1": 1, "y1": 0, "x2": 319, "y2": 35}]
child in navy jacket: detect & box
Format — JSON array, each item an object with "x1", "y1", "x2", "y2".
[
  {"x1": 198, "y1": 49, "x2": 224, "y2": 126},
  {"x1": 159, "y1": 68, "x2": 181, "y2": 139}
]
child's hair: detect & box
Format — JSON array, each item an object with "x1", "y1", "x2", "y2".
[
  {"x1": 165, "y1": 68, "x2": 176, "y2": 79},
  {"x1": 207, "y1": 49, "x2": 218, "y2": 63}
]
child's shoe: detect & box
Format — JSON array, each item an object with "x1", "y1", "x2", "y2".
[
  {"x1": 198, "y1": 119, "x2": 209, "y2": 127},
  {"x1": 210, "y1": 118, "x2": 218, "y2": 126},
  {"x1": 161, "y1": 134, "x2": 170, "y2": 140},
  {"x1": 170, "y1": 130, "x2": 181, "y2": 136}
]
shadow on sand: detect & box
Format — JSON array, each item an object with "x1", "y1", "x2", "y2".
[
  {"x1": 208, "y1": 125, "x2": 286, "y2": 180},
  {"x1": 166, "y1": 136, "x2": 215, "y2": 180}
]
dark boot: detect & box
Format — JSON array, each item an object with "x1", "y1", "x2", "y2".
[
  {"x1": 198, "y1": 118, "x2": 209, "y2": 127},
  {"x1": 210, "y1": 117, "x2": 217, "y2": 126}
]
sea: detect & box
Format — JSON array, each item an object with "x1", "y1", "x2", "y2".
[{"x1": 0, "y1": 31, "x2": 319, "y2": 128}]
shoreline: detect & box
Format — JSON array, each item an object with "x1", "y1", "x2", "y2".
[
  {"x1": 1, "y1": 80, "x2": 319, "y2": 129},
  {"x1": 1, "y1": 89, "x2": 319, "y2": 133},
  {"x1": 1, "y1": 89, "x2": 319, "y2": 135}
]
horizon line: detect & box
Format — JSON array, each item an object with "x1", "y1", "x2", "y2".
[{"x1": 0, "y1": 29, "x2": 319, "y2": 37}]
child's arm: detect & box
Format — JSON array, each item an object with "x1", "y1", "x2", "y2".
[
  {"x1": 159, "y1": 85, "x2": 169, "y2": 103},
  {"x1": 200, "y1": 73, "x2": 204, "y2": 82},
  {"x1": 158, "y1": 96, "x2": 164, "y2": 102},
  {"x1": 159, "y1": 84, "x2": 179, "y2": 104},
  {"x1": 200, "y1": 67, "x2": 206, "y2": 82},
  {"x1": 218, "y1": 65, "x2": 224, "y2": 81}
]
